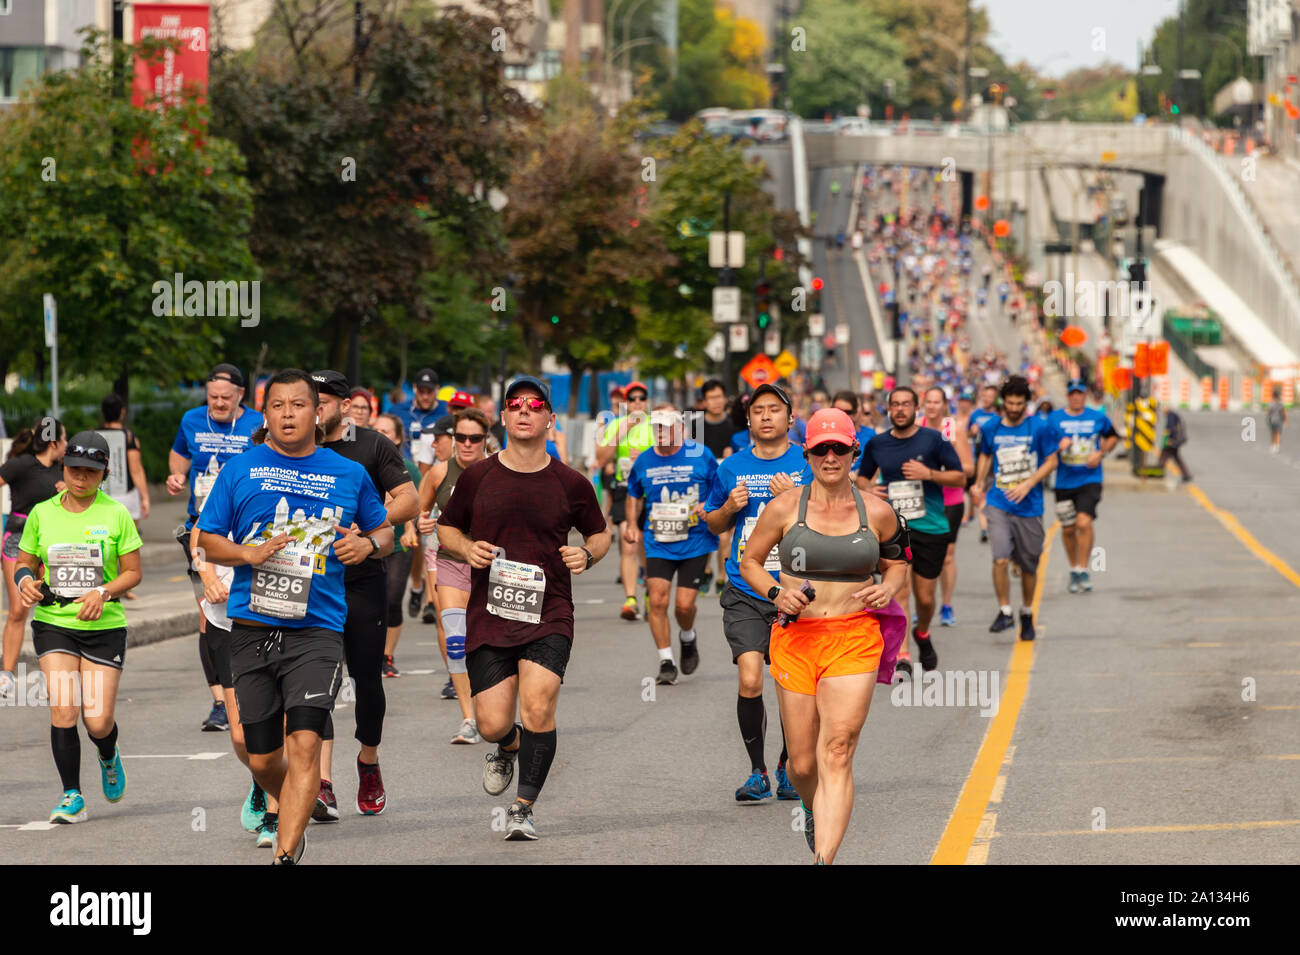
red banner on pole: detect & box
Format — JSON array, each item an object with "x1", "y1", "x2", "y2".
[{"x1": 132, "y1": 5, "x2": 210, "y2": 109}]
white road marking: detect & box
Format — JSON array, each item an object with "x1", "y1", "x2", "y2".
[
  {"x1": 403, "y1": 669, "x2": 436, "y2": 675},
  {"x1": 121, "y1": 752, "x2": 228, "y2": 760}
]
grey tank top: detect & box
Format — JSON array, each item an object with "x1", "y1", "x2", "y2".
[{"x1": 778, "y1": 483, "x2": 879, "y2": 582}]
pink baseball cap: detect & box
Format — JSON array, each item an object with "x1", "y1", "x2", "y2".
[{"x1": 805, "y1": 408, "x2": 857, "y2": 449}]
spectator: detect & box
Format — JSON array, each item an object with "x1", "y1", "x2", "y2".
[
  {"x1": 1157, "y1": 402, "x2": 1193, "y2": 482},
  {"x1": 1267, "y1": 395, "x2": 1287, "y2": 454},
  {"x1": 99, "y1": 393, "x2": 151, "y2": 527}
]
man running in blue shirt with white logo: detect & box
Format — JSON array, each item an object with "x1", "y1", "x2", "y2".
[
  {"x1": 625, "y1": 404, "x2": 720, "y2": 686},
  {"x1": 1047, "y1": 379, "x2": 1118, "y2": 594},
  {"x1": 197, "y1": 369, "x2": 392, "y2": 865},
  {"x1": 975, "y1": 376, "x2": 1059, "y2": 642}
]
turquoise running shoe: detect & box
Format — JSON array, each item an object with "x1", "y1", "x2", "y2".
[
  {"x1": 50, "y1": 790, "x2": 87, "y2": 824},
  {"x1": 241, "y1": 780, "x2": 267, "y2": 833},
  {"x1": 257, "y1": 814, "x2": 277, "y2": 848},
  {"x1": 99, "y1": 746, "x2": 126, "y2": 803}
]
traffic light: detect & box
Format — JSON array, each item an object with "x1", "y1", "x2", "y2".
[
  {"x1": 550, "y1": 315, "x2": 559, "y2": 324},
  {"x1": 811, "y1": 277, "x2": 824, "y2": 292},
  {"x1": 755, "y1": 282, "x2": 772, "y2": 330},
  {"x1": 1170, "y1": 103, "x2": 1180, "y2": 115}
]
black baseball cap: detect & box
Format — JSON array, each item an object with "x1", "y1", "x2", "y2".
[
  {"x1": 750, "y1": 382, "x2": 792, "y2": 413},
  {"x1": 310, "y1": 370, "x2": 351, "y2": 399},
  {"x1": 64, "y1": 431, "x2": 110, "y2": 471},
  {"x1": 430, "y1": 414, "x2": 455, "y2": 438},
  {"x1": 208, "y1": 363, "x2": 245, "y2": 388},
  {"x1": 504, "y1": 375, "x2": 552, "y2": 409},
  {"x1": 414, "y1": 368, "x2": 440, "y2": 390}
]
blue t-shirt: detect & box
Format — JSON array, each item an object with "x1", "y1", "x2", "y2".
[
  {"x1": 196, "y1": 443, "x2": 389, "y2": 632},
  {"x1": 170, "y1": 405, "x2": 264, "y2": 525},
  {"x1": 969, "y1": 408, "x2": 999, "y2": 442},
  {"x1": 856, "y1": 427, "x2": 962, "y2": 536},
  {"x1": 705, "y1": 445, "x2": 813, "y2": 599},
  {"x1": 977, "y1": 416, "x2": 1059, "y2": 517},
  {"x1": 1048, "y1": 408, "x2": 1116, "y2": 490},
  {"x1": 627, "y1": 441, "x2": 720, "y2": 560},
  {"x1": 389, "y1": 399, "x2": 447, "y2": 458},
  {"x1": 851, "y1": 425, "x2": 875, "y2": 473}
]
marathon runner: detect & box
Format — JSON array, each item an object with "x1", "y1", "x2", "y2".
[
  {"x1": 738, "y1": 408, "x2": 909, "y2": 864},
  {"x1": 704, "y1": 383, "x2": 811, "y2": 802},
  {"x1": 974, "y1": 375, "x2": 1059, "y2": 642},
  {"x1": 855, "y1": 388, "x2": 965, "y2": 674},
  {"x1": 1, "y1": 416, "x2": 67, "y2": 699},
  {"x1": 391, "y1": 367, "x2": 445, "y2": 621},
  {"x1": 196, "y1": 369, "x2": 393, "y2": 864},
  {"x1": 313, "y1": 371, "x2": 419, "y2": 820},
  {"x1": 595, "y1": 381, "x2": 652, "y2": 621},
  {"x1": 99, "y1": 394, "x2": 150, "y2": 530},
  {"x1": 968, "y1": 385, "x2": 1001, "y2": 544},
  {"x1": 346, "y1": 387, "x2": 374, "y2": 430},
  {"x1": 1047, "y1": 379, "x2": 1118, "y2": 594},
  {"x1": 414, "y1": 415, "x2": 457, "y2": 699},
  {"x1": 15, "y1": 432, "x2": 141, "y2": 824},
  {"x1": 418, "y1": 407, "x2": 494, "y2": 744},
  {"x1": 624, "y1": 403, "x2": 720, "y2": 685},
  {"x1": 830, "y1": 390, "x2": 875, "y2": 474},
  {"x1": 693, "y1": 379, "x2": 737, "y2": 593},
  {"x1": 922, "y1": 387, "x2": 975, "y2": 627},
  {"x1": 166, "y1": 364, "x2": 263, "y2": 732},
  {"x1": 437, "y1": 376, "x2": 608, "y2": 841},
  {"x1": 373, "y1": 413, "x2": 422, "y2": 677}
]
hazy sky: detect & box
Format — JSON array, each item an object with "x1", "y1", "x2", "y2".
[{"x1": 979, "y1": 0, "x2": 1180, "y2": 76}]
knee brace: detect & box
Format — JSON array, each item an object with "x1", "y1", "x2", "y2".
[{"x1": 441, "y1": 607, "x2": 467, "y2": 674}]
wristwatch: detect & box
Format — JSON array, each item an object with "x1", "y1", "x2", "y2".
[
  {"x1": 368, "y1": 536, "x2": 380, "y2": 555},
  {"x1": 767, "y1": 585, "x2": 782, "y2": 602},
  {"x1": 95, "y1": 586, "x2": 111, "y2": 601},
  {"x1": 581, "y1": 547, "x2": 595, "y2": 570}
]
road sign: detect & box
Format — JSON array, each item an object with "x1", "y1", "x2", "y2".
[
  {"x1": 807, "y1": 313, "x2": 825, "y2": 337},
  {"x1": 773, "y1": 349, "x2": 798, "y2": 378},
  {"x1": 43, "y1": 294, "x2": 57, "y2": 348},
  {"x1": 763, "y1": 329, "x2": 781, "y2": 356},
  {"x1": 708, "y1": 231, "x2": 745, "y2": 269},
  {"x1": 835, "y1": 323, "x2": 850, "y2": 345},
  {"x1": 713, "y1": 286, "x2": 740, "y2": 323},
  {"x1": 729, "y1": 323, "x2": 749, "y2": 353},
  {"x1": 739, "y1": 353, "x2": 777, "y2": 388},
  {"x1": 857, "y1": 349, "x2": 875, "y2": 373},
  {"x1": 1100, "y1": 150, "x2": 1117, "y2": 163},
  {"x1": 704, "y1": 332, "x2": 725, "y2": 363}
]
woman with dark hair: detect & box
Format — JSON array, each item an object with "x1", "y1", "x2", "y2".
[
  {"x1": 99, "y1": 394, "x2": 150, "y2": 526},
  {"x1": 0, "y1": 416, "x2": 67, "y2": 699}
]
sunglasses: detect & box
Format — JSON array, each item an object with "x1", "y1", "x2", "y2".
[
  {"x1": 66, "y1": 446, "x2": 109, "y2": 464},
  {"x1": 454, "y1": 432, "x2": 486, "y2": 444},
  {"x1": 626, "y1": 393, "x2": 648, "y2": 402},
  {"x1": 807, "y1": 442, "x2": 853, "y2": 457},
  {"x1": 505, "y1": 396, "x2": 548, "y2": 412}
]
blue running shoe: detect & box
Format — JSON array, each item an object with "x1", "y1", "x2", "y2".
[
  {"x1": 775, "y1": 764, "x2": 798, "y2": 800},
  {"x1": 1068, "y1": 571, "x2": 1081, "y2": 594},
  {"x1": 50, "y1": 790, "x2": 87, "y2": 824},
  {"x1": 242, "y1": 780, "x2": 267, "y2": 832},
  {"x1": 99, "y1": 745, "x2": 126, "y2": 803},
  {"x1": 1079, "y1": 571, "x2": 1092, "y2": 592},
  {"x1": 202, "y1": 700, "x2": 229, "y2": 732},
  {"x1": 734, "y1": 771, "x2": 773, "y2": 802},
  {"x1": 940, "y1": 605, "x2": 955, "y2": 627}
]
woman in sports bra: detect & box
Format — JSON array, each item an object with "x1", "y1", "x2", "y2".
[{"x1": 739, "y1": 408, "x2": 910, "y2": 865}]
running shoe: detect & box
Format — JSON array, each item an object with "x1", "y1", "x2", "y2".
[
  {"x1": 716, "y1": 577, "x2": 729, "y2": 595},
  {"x1": 98, "y1": 745, "x2": 126, "y2": 803},
  {"x1": 734, "y1": 771, "x2": 773, "y2": 802},
  {"x1": 257, "y1": 814, "x2": 278, "y2": 848},
  {"x1": 312, "y1": 779, "x2": 340, "y2": 822},
  {"x1": 656, "y1": 659, "x2": 678, "y2": 685},
  {"x1": 407, "y1": 587, "x2": 423, "y2": 618},
  {"x1": 451, "y1": 719, "x2": 482, "y2": 745},
  {"x1": 979, "y1": 529, "x2": 988, "y2": 544},
  {"x1": 504, "y1": 800, "x2": 538, "y2": 841},
  {"x1": 201, "y1": 700, "x2": 229, "y2": 732},
  {"x1": 679, "y1": 636, "x2": 700, "y2": 675},
  {"x1": 483, "y1": 746, "x2": 518, "y2": 796},
  {"x1": 775, "y1": 763, "x2": 799, "y2": 800},
  {"x1": 382, "y1": 655, "x2": 400, "y2": 678},
  {"x1": 700, "y1": 570, "x2": 714, "y2": 595},
  {"x1": 356, "y1": 759, "x2": 386, "y2": 815},
  {"x1": 1079, "y1": 571, "x2": 1092, "y2": 593},
  {"x1": 1018, "y1": 611, "x2": 1036, "y2": 642},
  {"x1": 50, "y1": 790, "x2": 86, "y2": 824},
  {"x1": 441, "y1": 679, "x2": 458, "y2": 701},
  {"x1": 989, "y1": 611, "x2": 1015, "y2": 633},
  {"x1": 1068, "y1": 571, "x2": 1081, "y2": 594},
  {"x1": 0, "y1": 669, "x2": 14, "y2": 701},
  {"x1": 939, "y1": 605, "x2": 955, "y2": 627},
  {"x1": 421, "y1": 603, "x2": 437, "y2": 625},
  {"x1": 272, "y1": 833, "x2": 305, "y2": 865},
  {"x1": 801, "y1": 801, "x2": 816, "y2": 854},
  {"x1": 914, "y1": 631, "x2": 938, "y2": 671},
  {"x1": 620, "y1": 596, "x2": 638, "y2": 620},
  {"x1": 242, "y1": 781, "x2": 266, "y2": 832},
  {"x1": 895, "y1": 657, "x2": 913, "y2": 681}
]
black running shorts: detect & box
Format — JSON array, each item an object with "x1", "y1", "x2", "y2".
[
  {"x1": 32, "y1": 620, "x2": 128, "y2": 671},
  {"x1": 467, "y1": 632, "x2": 571, "y2": 695},
  {"x1": 230, "y1": 625, "x2": 344, "y2": 728},
  {"x1": 645, "y1": 553, "x2": 710, "y2": 589},
  {"x1": 720, "y1": 584, "x2": 777, "y2": 664}
]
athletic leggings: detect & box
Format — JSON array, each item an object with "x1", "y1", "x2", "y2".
[
  {"x1": 198, "y1": 631, "x2": 219, "y2": 687},
  {"x1": 323, "y1": 573, "x2": 387, "y2": 747},
  {"x1": 386, "y1": 548, "x2": 415, "y2": 627}
]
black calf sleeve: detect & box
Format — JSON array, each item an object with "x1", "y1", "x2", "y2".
[
  {"x1": 737, "y1": 694, "x2": 767, "y2": 773},
  {"x1": 88, "y1": 723, "x2": 118, "y2": 762},
  {"x1": 51, "y1": 725, "x2": 80, "y2": 792},
  {"x1": 517, "y1": 728, "x2": 557, "y2": 802}
]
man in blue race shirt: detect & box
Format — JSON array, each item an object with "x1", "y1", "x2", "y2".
[
  {"x1": 625, "y1": 404, "x2": 720, "y2": 687},
  {"x1": 166, "y1": 363, "x2": 265, "y2": 731},
  {"x1": 1048, "y1": 379, "x2": 1118, "y2": 595},
  {"x1": 967, "y1": 384, "x2": 1001, "y2": 545},
  {"x1": 705, "y1": 383, "x2": 812, "y2": 804},
  {"x1": 975, "y1": 375, "x2": 1059, "y2": 643},
  {"x1": 197, "y1": 369, "x2": 393, "y2": 866},
  {"x1": 389, "y1": 367, "x2": 446, "y2": 460}
]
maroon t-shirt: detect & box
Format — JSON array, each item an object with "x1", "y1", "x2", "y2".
[{"x1": 437, "y1": 454, "x2": 607, "y2": 650}]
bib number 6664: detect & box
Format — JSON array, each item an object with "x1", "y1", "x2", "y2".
[
  {"x1": 255, "y1": 571, "x2": 303, "y2": 595},
  {"x1": 491, "y1": 585, "x2": 539, "y2": 606}
]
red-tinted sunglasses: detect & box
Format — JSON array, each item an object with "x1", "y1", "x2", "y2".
[{"x1": 505, "y1": 396, "x2": 548, "y2": 412}]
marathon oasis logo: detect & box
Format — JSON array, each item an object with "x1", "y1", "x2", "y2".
[{"x1": 49, "y1": 885, "x2": 151, "y2": 935}]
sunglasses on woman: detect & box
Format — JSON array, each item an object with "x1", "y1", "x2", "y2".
[
  {"x1": 807, "y1": 442, "x2": 853, "y2": 457},
  {"x1": 454, "y1": 432, "x2": 486, "y2": 444},
  {"x1": 505, "y1": 397, "x2": 547, "y2": 412}
]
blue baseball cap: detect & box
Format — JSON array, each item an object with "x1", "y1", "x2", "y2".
[
  {"x1": 504, "y1": 375, "x2": 552, "y2": 409},
  {"x1": 1067, "y1": 378, "x2": 1088, "y2": 393}
]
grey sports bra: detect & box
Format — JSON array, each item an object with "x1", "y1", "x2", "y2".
[{"x1": 778, "y1": 484, "x2": 880, "y2": 582}]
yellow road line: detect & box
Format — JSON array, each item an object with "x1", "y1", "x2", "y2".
[
  {"x1": 1186, "y1": 485, "x2": 1300, "y2": 590},
  {"x1": 930, "y1": 521, "x2": 1058, "y2": 865},
  {"x1": 1000, "y1": 819, "x2": 1300, "y2": 838}
]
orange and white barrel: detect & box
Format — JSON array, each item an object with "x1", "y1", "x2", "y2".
[{"x1": 1200, "y1": 377, "x2": 1212, "y2": 409}]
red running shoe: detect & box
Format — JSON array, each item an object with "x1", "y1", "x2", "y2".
[
  {"x1": 356, "y1": 758, "x2": 386, "y2": 815},
  {"x1": 312, "y1": 779, "x2": 339, "y2": 822}
]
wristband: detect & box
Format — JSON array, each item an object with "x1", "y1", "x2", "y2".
[{"x1": 14, "y1": 567, "x2": 36, "y2": 588}]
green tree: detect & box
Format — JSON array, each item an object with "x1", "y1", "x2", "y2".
[
  {"x1": 655, "y1": 0, "x2": 772, "y2": 119},
  {"x1": 787, "y1": 0, "x2": 908, "y2": 118}
]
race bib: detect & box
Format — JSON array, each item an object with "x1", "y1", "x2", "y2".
[
  {"x1": 887, "y1": 480, "x2": 926, "y2": 521},
  {"x1": 1062, "y1": 437, "x2": 1094, "y2": 467},
  {"x1": 1055, "y1": 498, "x2": 1077, "y2": 526},
  {"x1": 995, "y1": 445, "x2": 1035, "y2": 490},
  {"x1": 194, "y1": 471, "x2": 218, "y2": 515},
  {"x1": 649, "y1": 501, "x2": 690, "y2": 543},
  {"x1": 486, "y1": 555, "x2": 546, "y2": 624},
  {"x1": 47, "y1": 543, "x2": 104, "y2": 599},
  {"x1": 740, "y1": 516, "x2": 781, "y2": 573},
  {"x1": 248, "y1": 545, "x2": 315, "y2": 620},
  {"x1": 617, "y1": 456, "x2": 632, "y2": 480}
]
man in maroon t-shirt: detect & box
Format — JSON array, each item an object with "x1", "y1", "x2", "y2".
[{"x1": 437, "y1": 376, "x2": 609, "y2": 841}]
